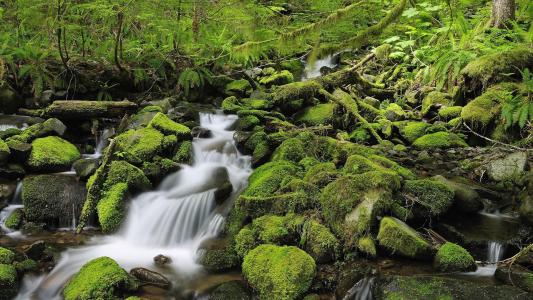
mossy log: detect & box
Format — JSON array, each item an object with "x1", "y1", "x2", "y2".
[{"x1": 20, "y1": 100, "x2": 138, "y2": 120}]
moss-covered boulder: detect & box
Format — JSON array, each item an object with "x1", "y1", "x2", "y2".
[
  {"x1": 198, "y1": 238, "x2": 240, "y2": 273},
  {"x1": 0, "y1": 264, "x2": 18, "y2": 300},
  {"x1": 432, "y1": 175, "x2": 483, "y2": 213},
  {"x1": 377, "y1": 217, "x2": 432, "y2": 259},
  {"x1": 398, "y1": 121, "x2": 431, "y2": 144},
  {"x1": 242, "y1": 161, "x2": 300, "y2": 198},
  {"x1": 300, "y1": 220, "x2": 340, "y2": 263},
  {"x1": 173, "y1": 141, "x2": 193, "y2": 165},
  {"x1": 412, "y1": 132, "x2": 468, "y2": 149},
  {"x1": 402, "y1": 179, "x2": 454, "y2": 217},
  {"x1": 0, "y1": 139, "x2": 10, "y2": 163},
  {"x1": 115, "y1": 128, "x2": 164, "y2": 164},
  {"x1": 225, "y1": 79, "x2": 253, "y2": 97},
  {"x1": 421, "y1": 91, "x2": 453, "y2": 116},
  {"x1": 357, "y1": 236, "x2": 377, "y2": 257},
  {"x1": 209, "y1": 280, "x2": 251, "y2": 300},
  {"x1": 434, "y1": 242, "x2": 476, "y2": 272},
  {"x1": 6, "y1": 118, "x2": 66, "y2": 143},
  {"x1": 271, "y1": 138, "x2": 305, "y2": 163},
  {"x1": 27, "y1": 136, "x2": 80, "y2": 171},
  {"x1": 495, "y1": 264, "x2": 533, "y2": 293},
  {"x1": 294, "y1": 103, "x2": 336, "y2": 126},
  {"x1": 22, "y1": 174, "x2": 86, "y2": 225},
  {"x1": 0, "y1": 248, "x2": 15, "y2": 264},
  {"x1": 96, "y1": 183, "x2": 129, "y2": 233},
  {"x1": 63, "y1": 257, "x2": 138, "y2": 300},
  {"x1": 259, "y1": 70, "x2": 294, "y2": 87},
  {"x1": 242, "y1": 245, "x2": 316, "y2": 300},
  {"x1": 384, "y1": 103, "x2": 406, "y2": 121},
  {"x1": 438, "y1": 106, "x2": 463, "y2": 120},
  {"x1": 103, "y1": 160, "x2": 151, "y2": 192},
  {"x1": 460, "y1": 83, "x2": 516, "y2": 128},
  {"x1": 4, "y1": 208, "x2": 23, "y2": 230},
  {"x1": 147, "y1": 112, "x2": 191, "y2": 141},
  {"x1": 462, "y1": 47, "x2": 533, "y2": 88}
]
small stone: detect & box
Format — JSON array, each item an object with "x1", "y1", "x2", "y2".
[
  {"x1": 153, "y1": 254, "x2": 172, "y2": 267},
  {"x1": 130, "y1": 267, "x2": 171, "y2": 289}
]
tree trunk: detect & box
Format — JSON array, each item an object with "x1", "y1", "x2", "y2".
[{"x1": 490, "y1": 0, "x2": 516, "y2": 28}]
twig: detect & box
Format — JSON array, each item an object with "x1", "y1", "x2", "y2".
[{"x1": 462, "y1": 122, "x2": 530, "y2": 151}]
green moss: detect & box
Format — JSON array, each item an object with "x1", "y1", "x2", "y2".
[
  {"x1": 377, "y1": 217, "x2": 432, "y2": 259},
  {"x1": 104, "y1": 160, "x2": 151, "y2": 191},
  {"x1": 221, "y1": 96, "x2": 242, "y2": 113},
  {"x1": 403, "y1": 179, "x2": 454, "y2": 217},
  {"x1": 235, "y1": 226, "x2": 257, "y2": 258},
  {"x1": 272, "y1": 138, "x2": 305, "y2": 163},
  {"x1": 173, "y1": 141, "x2": 193, "y2": 165},
  {"x1": 63, "y1": 257, "x2": 138, "y2": 300},
  {"x1": 434, "y1": 242, "x2": 476, "y2": 272},
  {"x1": 199, "y1": 241, "x2": 240, "y2": 272},
  {"x1": 96, "y1": 183, "x2": 129, "y2": 233},
  {"x1": 4, "y1": 208, "x2": 23, "y2": 230},
  {"x1": 115, "y1": 127, "x2": 164, "y2": 163},
  {"x1": 254, "y1": 214, "x2": 304, "y2": 245},
  {"x1": 0, "y1": 248, "x2": 14, "y2": 264},
  {"x1": 7, "y1": 118, "x2": 66, "y2": 143},
  {"x1": 27, "y1": 136, "x2": 80, "y2": 171},
  {"x1": 462, "y1": 47, "x2": 533, "y2": 87},
  {"x1": 225, "y1": 79, "x2": 252, "y2": 96},
  {"x1": 380, "y1": 276, "x2": 452, "y2": 300},
  {"x1": 148, "y1": 112, "x2": 191, "y2": 140},
  {"x1": 357, "y1": 236, "x2": 377, "y2": 257},
  {"x1": 438, "y1": 106, "x2": 463, "y2": 120},
  {"x1": 421, "y1": 92, "x2": 453, "y2": 116},
  {"x1": 300, "y1": 220, "x2": 340, "y2": 263},
  {"x1": 252, "y1": 141, "x2": 271, "y2": 165},
  {"x1": 303, "y1": 162, "x2": 336, "y2": 184},
  {"x1": 271, "y1": 81, "x2": 322, "y2": 104},
  {"x1": 242, "y1": 244, "x2": 316, "y2": 300},
  {"x1": 0, "y1": 139, "x2": 10, "y2": 162},
  {"x1": 295, "y1": 103, "x2": 335, "y2": 126},
  {"x1": 399, "y1": 122, "x2": 431, "y2": 144},
  {"x1": 384, "y1": 103, "x2": 406, "y2": 121},
  {"x1": 369, "y1": 154, "x2": 414, "y2": 180},
  {"x1": 236, "y1": 115, "x2": 261, "y2": 131},
  {"x1": 460, "y1": 83, "x2": 517, "y2": 128},
  {"x1": 0, "y1": 264, "x2": 17, "y2": 300},
  {"x1": 242, "y1": 98, "x2": 272, "y2": 110},
  {"x1": 243, "y1": 161, "x2": 301, "y2": 197},
  {"x1": 259, "y1": 70, "x2": 294, "y2": 87},
  {"x1": 210, "y1": 280, "x2": 251, "y2": 300},
  {"x1": 13, "y1": 259, "x2": 38, "y2": 273},
  {"x1": 412, "y1": 132, "x2": 467, "y2": 149},
  {"x1": 348, "y1": 127, "x2": 372, "y2": 143}
]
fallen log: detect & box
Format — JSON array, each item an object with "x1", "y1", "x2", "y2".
[{"x1": 19, "y1": 100, "x2": 138, "y2": 119}]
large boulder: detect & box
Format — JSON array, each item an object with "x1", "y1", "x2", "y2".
[
  {"x1": 26, "y1": 136, "x2": 80, "y2": 171},
  {"x1": 486, "y1": 151, "x2": 528, "y2": 182},
  {"x1": 0, "y1": 248, "x2": 15, "y2": 264},
  {"x1": 6, "y1": 118, "x2": 66, "y2": 143},
  {"x1": 96, "y1": 183, "x2": 129, "y2": 233},
  {"x1": 22, "y1": 174, "x2": 86, "y2": 226},
  {"x1": 129, "y1": 267, "x2": 171, "y2": 289},
  {"x1": 432, "y1": 176, "x2": 483, "y2": 213},
  {"x1": 402, "y1": 179, "x2": 454, "y2": 217},
  {"x1": 147, "y1": 112, "x2": 191, "y2": 141},
  {"x1": 412, "y1": 132, "x2": 467, "y2": 149},
  {"x1": 62, "y1": 257, "x2": 138, "y2": 300},
  {"x1": 434, "y1": 242, "x2": 476, "y2": 272},
  {"x1": 300, "y1": 220, "x2": 340, "y2": 263},
  {"x1": 114, "y1": 128, "x2": 164, "y2": 164},
  {"x1": 377, "y1": 217, "x2": 432, "y2": 259},
  {"x1": 294, "y1": 103, "x2": 336, "y2": 126},
  {"x1": 242, "y1": 244, "x2": 316, "y2": 300}
]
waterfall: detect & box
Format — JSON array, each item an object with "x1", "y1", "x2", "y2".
[
  {"x1": 465, "y1": 241, "x2": 505, "y2": 277},
  {"x1": 85, "y1": 127, "x2": 115, "y2": 159},
  {"x1": 17, "y1": 112, "x2": 252, "y2": 299},
  {"x1": 487, "y1": 241, "x2": 504, "y2": 263},
  {"x1": 0, "y1": 181, "x2": 24, "y2": 237},
  {"x1": 302, "y1": 54, "x2": 338, "y2": 80},
  {"x1": 343, "y1": 277, "x2": 374, "y2": 300}
]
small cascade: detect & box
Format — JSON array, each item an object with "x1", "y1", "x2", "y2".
[
  {"x1": 17, "y1": 112, "x2": 252, "y2": 299},
  {"x1": 0, "y1": 181, "x2": 25, "y2": 237},
  {"x1": 487, "y1": 241, "x2": 504, "y2": 263},
  {"x1": 343, "y1": 277, "x2": 374, "y2": 300},
  {"x1": 301, "y1": 54, "x2": 339, "y2": 80},
  {"x1": 12, "y1": 180, "x2": 23, "y2": 204},
  {"x1": 85, "y1": 127, "x2": 115, "y2": 159}
]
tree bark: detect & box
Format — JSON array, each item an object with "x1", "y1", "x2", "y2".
[{"x1": 490, "y1": 0, "x2": 516, "y2": 28}]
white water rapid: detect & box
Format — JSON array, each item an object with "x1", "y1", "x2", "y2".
[
  {"x1": 343, "y1": 277, "x2": 374, "y2": 300},
  {"x1": 16, "y1": 112, "x2": 252, "y2": 299},
  {"x1": 301, "y1": 54, "x2": 338, "y2": 80}
]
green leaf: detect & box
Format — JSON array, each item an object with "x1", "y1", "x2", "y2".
[{"x1": 402, "y1": 8, "x2": 419, "y2": 18}]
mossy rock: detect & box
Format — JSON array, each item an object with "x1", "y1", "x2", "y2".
[
  {"x1": 173, "y1": 141, "x2": 193, "y2": 165},
  {"x1": 4, "y1": 208, "x2": 23, "y2": 230},
  {"x1": 294, "y1": 103, "x2": 336, "y2": 126},
  {"x1": 242, "y1": 160, "x2": 301, "y2": 197},
  {"x1": 357, "y1": 236, "x2": 377, "y2": 257},
  {"x1": 27, "y1": 136, "x2": 80, "y2": 171},
  {"x1": 462, "y1": 47, "x2": 533, "y2": 88},
  {"x1": 236, "y1": 115, "x2": 261, "y2": 131},
  {"x1": 259, "y1": 70, "x2": 294, "y2": 87},
  {"x1": 0, "y1": 248, "x2": 15, "y2": 264},
  {"x1": 434, "y1": 242, "x2": 476, "y2": 272},
  {"x1": 13, "y1": 259, "x2": 38, "y2": 273},
  {"x1": 127, "y1": 106, "x2": 162, "y2": 129},
  {"x1": 209, "y1": 280, "x2": 251, "y2": 300},
  {"x1": 495, "y1": 264, "x2": 533, "y2": 293},
  {"x1": 303, "y1": 162, "x2": 338, "y2": 188},
  {"x1": 271, "y1": 138, "x2": 305, "y2": 163},
  {"x1": 235, "y1": 226, "x2": 258, "y2": 258},
  {"x1": 377, "y1": 217, "x2": 432, "y2": 259},
  {"x1": 398, "y1": 121, "x2": 431, "y2": 144},
  {"x1": 0, "y1": 139, "x2": 10, "y2": 163},
  {"x1": 6, "y1": 118, "x2": 66, "y2": 143},
  {"x1": 96, "y1": 183, "x2": 129, "y2": 233},
  {"x1": 141, "y1": 156, "x2": 180, "y2": 182},
  {"x1": 384, "y1": 103, "x2": 406, "y2": 121},
  {"x1": 421, "y1": 91, "x2": 453, "y2": 116},
  {"x1": 115, "y1": 128, "x2": 164, "y2": 164},
  {"x1": 242, "y1": 244, "x2": 316, "y2": 300},
  {"x1": 438, "y1": 106, "x2": 463, "y2": 120},
  {"x1": 221, "y1": 96, "x2": 242, "y2": 114},
  {"x1": 432, "y1": 175, "x2": 483, "y2": 213},
  {"x1": 271, "y1": 81, "x2": 322, "y2": 112},
  {"x1": 0, "y1": 264, "x2": 18, "y2": 300},
  {"x1": 225, "y1": 79, "x2": 253, "y2": 97},
  {"x1": 198, "y1": 239, "x2": 240, "y2": 273},
  {"x1": 344, "y1": 154, "x2": 412, "y2": 180},
  {"x1": 412, "y1": 132, "x2": 467, "y2": 149},
  {"x1": 402, "y1": 179, "x2": 454, "y2": 217},
  {"x1": 147, "y1": 112, "x2": 191, "y2": 141},
  {"x1": 63, "y1": 257, "x2": 138, "y2": 300},
  {"x1": 104, "y1": 160, "x2": 151, "y2": 192},
  {"x1": 300, "y1": 220, "x2": 340, "y2": 263},
  {"x1": 348, "y1": 127, "x2": 372, "y2": 144}
]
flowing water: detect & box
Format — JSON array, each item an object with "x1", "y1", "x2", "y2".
[
  {"x1": 301, "y1": 54, "x2": 338, "y2": 80},
  {"x1": 0, "y1": 181, "x2": 24, "y2": 238},
  {"x1": 84, "y1": 128, "x2": 115, "y2": 159},
  {"x1": 343, "y1": 277, "x2": 374, "y2": 300},
  {"x1": 16, "y1": 112, "x2": 252, "y2": 299}
]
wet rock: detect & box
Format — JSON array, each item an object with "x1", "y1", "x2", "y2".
[
  {"x1": 335, "y1": 260, "x2": 373, "y2": 299},
  {"x1": 5, "y1": 140, "x2": 31, "y2": 162},
  {"x1": 73, "y1": 158, "x2": 100, "y2": 179},
  {"x1": 433, "y1": 175, "x2": 483, "y2": 213},
  {"x1": 191, "y1": 126, "x2": 212, "y2": 138},
  {"x1": 4, "y1": 208, "x2": 23, "y2": 230},
  {"x1": 23, "y1": 240, "x2": 46, "y2": 261},
  {"x1": 495, "y1": 264, "x2": 533, "y2": 292},
  {"x1": 377, "y1": 217, "x2": 432, "y2": 260},
  {"x1": 153, "y1": 254, "x2": 172, "y2": 267},
  {"x1": 130, "y1": 267, "x2": 171, "y2": 289},
  {"x1": 198, "y1": 238, "x2": 239, "y2": 273},
  {"x1": 0, "y1": 180, "x2": 16, "y2": 204},
  {"x1": 0, "y1": 163, "x2": 25, "y2": 179},
  {"x1": 209, "y1": 280, "x2": 251, "y2": 300},
  {"x1": 433, "y1": 242, "x2": 476, "y2": 272},
  {"x1": 374, "y1": 275, "x2": 531, "y2": 299},
  {"x1": 214, "y1": 181, "x2": 233, "y2": 205},
  {"x1": 6, "y1": 118, "x2": 66, "y2": 143},
  {"x1": 487, "y1": 151, "x2": 528, "y2": 182},
  {"x1": 22, "y1": 174, "x2": 86, "y2": 226}
]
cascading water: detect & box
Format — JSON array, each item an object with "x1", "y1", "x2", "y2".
[
  {"x1": 301, "y1": 54, "x2": 338, "y2": 80},
  {"x1": 84, "y1": 127, "x2": 115, "y2": 159},
  {"x1": 487, "y1": 241, "x2": 504, "y2": 263},
  {"x1": 16, "y1": 112, "x2": 252, "y2": 299},
  {"x1": 343, "y1": 277, "x2": 374, "y2": 300},
  {"x1": 0, "y1": 181, "x2": 24, "y2": 238}
]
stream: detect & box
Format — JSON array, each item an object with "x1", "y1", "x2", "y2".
[{"x1": 14, "y1": 112, "x2": 252, "y2": 299}]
